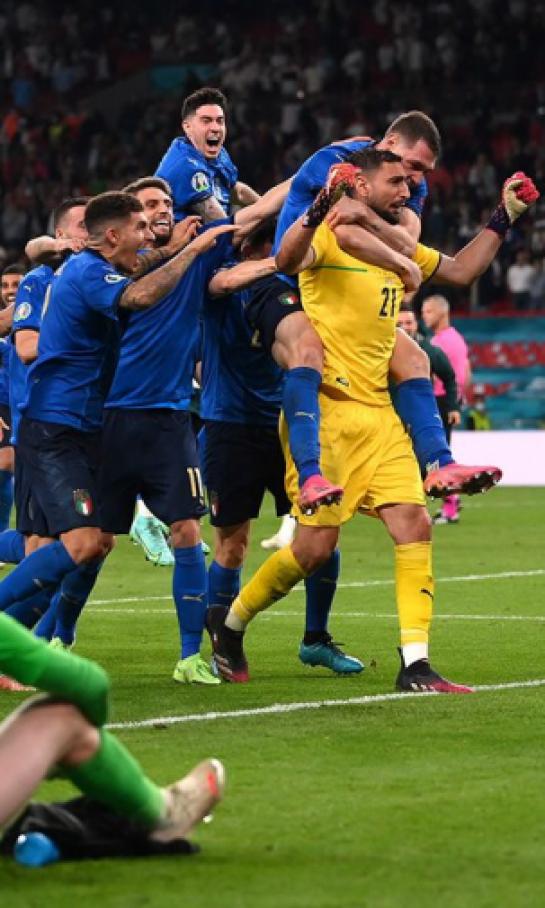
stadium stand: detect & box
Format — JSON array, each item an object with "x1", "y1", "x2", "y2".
[{"x1": 1, "y1": 0, "x2": 544, "y2": 424}]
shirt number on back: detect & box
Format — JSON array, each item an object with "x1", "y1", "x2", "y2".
[{"x1": 379, "y1": 287, "x2": 397, "y2": 318}]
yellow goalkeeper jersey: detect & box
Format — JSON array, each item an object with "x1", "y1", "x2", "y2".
[{"x1": 298, "y1": 223, "x2": 441, "y2": 406}]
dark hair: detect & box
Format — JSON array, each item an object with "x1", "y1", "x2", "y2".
[
  {"x1": 84, "y1": 191, "x2": 143, "y2": 235},
  {"x1": 53, "y1": 196, "x2": 89, "y2": 231},
  {"x1": 123, "y1": 176, "x2": 172, "y2": 197},
  {"x1": 181, "y1": 86, "x2": 227, "y2": 121},
  {"x1": 385, "y1": 110, "x2": 441, "y2": 159},
  {"x1": 346, "y1": 147, "x2": 402, "y2": 173},
  {"x1": 2, "y1": 263, "x2": 26, "y2": 277},
  {"x1": 243, "y1": 217, "x2": 277, "y2": 251},
  {"x1": 398, "y1": 302, "x2": 416, "y2": 314}
]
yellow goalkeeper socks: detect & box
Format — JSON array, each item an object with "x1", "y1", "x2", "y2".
[
  {"x1": 226, "y1": 546, "x2": 307, "y2": 630},
  {"x1": 395, "y1": 542, "x2": 434, "y2": 660}
]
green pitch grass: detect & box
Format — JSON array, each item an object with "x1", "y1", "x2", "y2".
[{"x1": 1, "y1": 488, "x2": 545, "y2": 908}]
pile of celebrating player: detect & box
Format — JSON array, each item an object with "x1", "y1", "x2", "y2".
[{"x1": 0, "y1": 86, "x2": 539, "y2": 860}]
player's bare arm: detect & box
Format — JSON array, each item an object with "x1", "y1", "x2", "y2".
[
  {"x1": 133, "y1": 216, "x2": 201, "y2": 277},
  {"x1": 25, "y1": 235, "x2": 86, "y2": 265},
  {"x1": 15, "y1": 328, "x2": 39, "y2": 364},
  {"x1": 231, "y1": 181, "x2": 261, "y2": 207},
  {"x1": 119, "y1": 224, "x2": 236, "y2": 310},
  {"x1": 233, "y1": 179, "x2": 292, "y2": 241},
  {"x1": 325, "y1": 197, "x2": 418, "y2": 257},
  {"x1": 191, "y1": 194, "x2": 230, "y2": 223},
  {"x1": 333, "y1": 223, "x2": 422, "y2": 292},
  {"x1": 208, "y1": 257, "x2": 277, "y2": 297},
  {"x1": 275, "y1": 214, "x2": 317, "y2": 274}
]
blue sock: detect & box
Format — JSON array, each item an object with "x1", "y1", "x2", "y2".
[
  {"x1": 304, "y1": 549, "x2": 340, "y2": 639},
  {"x1": 392, "y1": 378, "x2": 454, "y2": 474},
  {"x1": 282, "y1": 367, "x2": 322, "y2": 486},
  {"x1": 34, "y1": 599, "x2": 59, "y2": 640},
  {"x1": 0, "y1": 470, "x2": 13, "y2": 533},
  {"x1": 5, "y1": 588, "x2": 54, "y2": 629},
  {"x1": 208, "y1": 560, "x2": 241, "y2": 609},
  {"x1": 0, "y1": 529, "x2": 25, "y2": 564},
  {"x1": 0, "y1": 541, "x2": 76, "y2": 612},
  {"x1": 52, "y1": 560, "x2": 103, "y2": 645},
  {"x1": 173, "y1": 544, "x2": 207, "y2": 659}
]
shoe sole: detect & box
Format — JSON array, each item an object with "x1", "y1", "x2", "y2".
[{"x1": 152, "y1": 759, "x2": 225, "y2": 843}]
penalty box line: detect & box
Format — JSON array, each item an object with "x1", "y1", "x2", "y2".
[{"x1": 107, "y1": 678, "x2": 545, "y2": 731}]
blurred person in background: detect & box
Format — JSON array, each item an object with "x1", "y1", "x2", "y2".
[
  {"x1": 466, "y1": 384, "x2": 492, "y2": 431},
  {"x1": 421, "y1": 294, "x2": 470, "y2": 525},
  {"x1": 507, "y1": 248, "x2": 535, "y2": 310},
  {"x1": 529, "y1": 256, "x2": 545, "y2": 309}
]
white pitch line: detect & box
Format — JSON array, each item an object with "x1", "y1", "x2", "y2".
[
  {"x1": 87, "y1": 568, "x2": 545, "y2": 608},
  {"x1": 107, "y1": 678, "x2": 545, "y2": 731},
  {"x1": 90, "y1": 609, "x2": 545, "y2": 621}
]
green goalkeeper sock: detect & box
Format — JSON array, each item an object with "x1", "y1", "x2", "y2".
[{"x1": 64, "y1": 729, "x2": 165, "y2": 828}]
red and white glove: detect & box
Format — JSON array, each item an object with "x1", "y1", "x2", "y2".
[
  {"x1": 325, "y1": 162, "x2": 360, "y2": 195},
  {"x1": 502, "y1": 171, "x2": 539, "y2": 223},
  {"x1": 487, "y1": 171, "x2": 539, "y2": 236}
]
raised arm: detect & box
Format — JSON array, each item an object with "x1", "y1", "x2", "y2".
[
  {"x1": 233, "y1": 179, "x2": 291, "y2": 240},
  {"x1": 25, "y1": 235, "x2": 85, "y2": 266},
  {"x1": 434, "y1": 172, "x2": 539, "y2": 286},
  {"x1": 275, "y1": 214, "x2": 317, "y2": 275},
  {"x1": 132, "y1": 216, "x2": 201, "y2": 278},
  {"x1": 208, "y1": 256, "x2": 277, "y2": 297},
  {"x1": 119, "y1": 224, "x2": 236, "y2": 310}
]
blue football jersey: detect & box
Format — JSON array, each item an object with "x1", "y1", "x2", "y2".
[
  {"x1": 156, "y1": 137, "x2": 238, "y2": 221},
  {"x1": 0, "y1": 338, "x2": 10, "y2": 408},
  {"x1": 273, "y1": 139, "x2": 428, "y2": 285},
  {"x1": 9, "y1": 264, "x2": 53, "y2": 444},
  {"x1": 23, "y1": 250, "x2": 130, "y2": 432},
  {"x1": 106, "y1": 224, "x2": 235, "y2": 411},
  {"x1": 201, "y1": 278, "x2": 284, "y2": 427}
]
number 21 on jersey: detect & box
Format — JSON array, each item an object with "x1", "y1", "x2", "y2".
[{"x1": 379, "y1": 286, "x2": 398, "y2": 318}]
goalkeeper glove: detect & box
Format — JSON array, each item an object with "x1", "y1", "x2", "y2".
[
  {"x1": 486, "y1": 172, "x2": 539, "y2": 237},
  {"x1": 302, "y1": 162, "x2": 360, "y2": 229}
]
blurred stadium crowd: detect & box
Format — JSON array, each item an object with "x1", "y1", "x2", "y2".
[{"x1": 0, "y1": 0, "x2": 544, "y2": 310}]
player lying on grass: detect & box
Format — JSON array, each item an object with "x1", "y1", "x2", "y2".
[
  {"x1": 0, "y1": 610, "x2": 224, "y2": 862},
  {"x1": 205, "y1": 150, "x2": 539, "y2": 690}
]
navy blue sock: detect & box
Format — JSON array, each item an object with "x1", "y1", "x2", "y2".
[
  {"x1": 0, "y1": 470, "x2": 13, "y2": 533},
  {"x1": 0, "y1": 541, "x2": 76, "y2": 612},
  {"x1": 173, "y1": 544, "x2": 207, "y2": 659},
  {"x1": 304, "y1": 549, "x2": 340, "y2": 640},
  {"x1": 34, "y1": 599, "x2": 58, "y2": 640},
  {"x1": 0, "y1": 529, "x2": 25, "y2": 564},
  {"x1": 282, "y1": 367, "x2": 322, "y2": 486},
  {"x1": 52, "y1": 560, "x2": 103, "y2": 645},
  {"x1": 392, "y1": 378, "x2": 454, "y2": 474},
  {"x1": 208, "y1": 560, "x2": 241, "y2": 609},
  {"x1": 5, "y1": 588, "x2": 54, "y2": 629}
]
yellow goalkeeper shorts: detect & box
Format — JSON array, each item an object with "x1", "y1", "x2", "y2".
[{"x1": 280, "y1": 393, "x2": 425, "y2": 527}]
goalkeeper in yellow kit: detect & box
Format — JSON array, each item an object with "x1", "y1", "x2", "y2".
[{"x1": 206, "y1": 147, "x2": 538, "y2": 692}]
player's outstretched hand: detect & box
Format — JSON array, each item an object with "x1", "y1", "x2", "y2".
[
  {"x1": 168, "y1": 215, "x2": 202, "y2": 252},
  {"x1": 185, "y1": 223, "x2": 237, "y2": 255},
  {"x1": 325, "y1": 196, "x2": 369, "y2": 230},
  {"x1": 396, "y1": 255, "x2": 422, "y2": 293},
  {"x1": 502, "y1": 172, "x2": 540, "y2": 223}
]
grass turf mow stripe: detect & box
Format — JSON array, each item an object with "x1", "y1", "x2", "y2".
[{"x1": 107, "y1": 677, "x2": 545, "y2": 731}]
